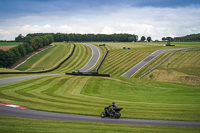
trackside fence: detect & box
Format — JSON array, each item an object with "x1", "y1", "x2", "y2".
[{"x1": 96, "y1": 50, "x2": 109, "y2": 73}]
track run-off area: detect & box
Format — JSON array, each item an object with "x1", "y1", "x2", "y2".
[{"x1": 0, "y1": 42, "x2": 200, "y2": 128}]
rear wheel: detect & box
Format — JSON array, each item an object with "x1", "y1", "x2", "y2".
[
  {"x1": 101, "y1": 112, "x2": 106, "y2": 118},
  {"x1": 114, "y1": 112, "x2": 121, "y2": 119}
]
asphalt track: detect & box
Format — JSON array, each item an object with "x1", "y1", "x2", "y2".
[
  {"x1": 0, "y1": 74, "x2": 60, "y2": 85},
  {"x1": 121, "y1": 48, "x2": 186, "y2": 77},
  {"x1": 79, "y1": 43, "x2": 100, "y2": 72},
  {"x1": 1, "y1": 105, "x2": 200, "y2": 127}
]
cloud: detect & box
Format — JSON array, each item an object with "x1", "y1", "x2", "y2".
[{"x1": 0, "y1": 6, "x2": 200, "y2": 40}]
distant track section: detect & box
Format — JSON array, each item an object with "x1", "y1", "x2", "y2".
[
  {"x1": 79, "y1": 43, "x2": 100, "y2": 72},
  {"x1": 0, "y1": 74, "x2": 61, "y2": 85},
  {"x1": 121, "y1": 48, "x2": 186, "y2": 77}
]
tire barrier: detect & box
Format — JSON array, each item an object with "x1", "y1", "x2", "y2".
[
  {"x1": 66, "y1": 72, "x2": 110, "y2": 77},
  {"x1": 139, "y1": 47, "x2": 200, "y2": 79},
  {"x1": 0, "y1": 44, "x2": 76, "y2": 74},
  {"x1": 96, "y1": 50, "x2": 109, "y2": 73}
]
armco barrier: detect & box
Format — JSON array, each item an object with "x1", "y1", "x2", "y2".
[
  {"x1": 139, "y1": 47, "x2": 200, "y2": 79},
  {"x1": 66, "y1": 72, "x2": 110, "y2": 77},
  {"x1": 96, "y1": 50, "x2": 109, "y2": 72},
  {"x1": 0, "y1": 44, "x2": 76, "y2": 74}
]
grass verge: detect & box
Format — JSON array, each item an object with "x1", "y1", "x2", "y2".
[
  {"x1": 16, "y1": 43, "x2": 72, "y2": 72},
  {"x1": 0, "y1": 116, "x2": 199, "y2": 133}
]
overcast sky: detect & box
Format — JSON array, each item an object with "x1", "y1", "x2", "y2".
[{"x1": 0, "y1": 0, "x2": 200, "y2": 40}]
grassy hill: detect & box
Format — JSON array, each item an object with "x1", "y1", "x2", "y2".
[
  {"x1": 96, "y1": 42, "x2": 199, "y2": 76},
  {"x1": 0, "y1": 75, "x2": 199, "y2": 121},
  {"x1": 51, "y1": 43, "x2": 92, "y2": 73},
  {"x1": 16, "y1": 43, "x2": 73, "y2": 72},
  {"x1": 143, "y1": 49, "x2": 200, "y2": 85},
  {"x1": 0, "y1": 42, "x2": 200, "y2": 132}
]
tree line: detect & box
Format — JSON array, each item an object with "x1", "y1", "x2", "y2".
[
  {"x1": 140, "y1": 36, "x2": 152, "y2": 42},
  {"x1": 162, "y1": 33, "x2": 200, "y2": 42},
  {"x1": 23, "y1": 33, "x2": 138, "y2": 42},
  {"x1": 0, "y1": 34, "x2": 53, "y2": 68}
]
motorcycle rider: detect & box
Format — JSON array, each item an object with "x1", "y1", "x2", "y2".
[{"x1": 109, "y1": 102, "x2": 118, "y2": 115}]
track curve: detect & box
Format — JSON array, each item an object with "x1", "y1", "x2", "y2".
[
  {"x1": 79, "y1": 43, "x2": 100, "y2": 72},
  {"x1": 0, "y1": 74, "x2": 61, "y2": 85}
]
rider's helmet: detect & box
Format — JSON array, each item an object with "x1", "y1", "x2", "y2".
[{"x1": 112, "y1": 102, "x2": 115, "y2": 104}]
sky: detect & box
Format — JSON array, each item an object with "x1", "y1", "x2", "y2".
[{"x1": 0, "y1": 0, "x2": 200, "y2": 40}]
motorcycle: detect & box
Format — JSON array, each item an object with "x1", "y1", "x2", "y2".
[{"x1": 100, "y1": 106, "x2": 123, "y2": 119}]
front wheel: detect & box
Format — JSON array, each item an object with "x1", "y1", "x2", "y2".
[{"x1": 101, "y1": 112, "x2": 106, "y2": 118}]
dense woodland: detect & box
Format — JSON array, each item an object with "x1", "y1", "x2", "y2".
[
  {"x1": 0, "y1": 34, "x2": 53, "y2": 68},
  {"x1": 162, "y1": 33, "x2": 200, "y2": 42},
  {"x1": 18, "y1": 33, "x2": 138, "y2": 42},
  {"x1": 15, "y1": 33, "x2": 200, "y2": 43},
  {"x1": 173, "y1": 33, "x2": 200, "y2": 42}
]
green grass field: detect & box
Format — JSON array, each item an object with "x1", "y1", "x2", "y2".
[
  {"x1": 98, "y1": 49, "x2": 153, "y2": 76},
  {"x1": 143, "y1": 49, "x2": 200, "y2": 85},
  {"x1": 0, "y1": 116, "x2": 199, "y2": 133},
  {"x1": 16, "y1": 43, "x2": 73, "y2": 72},
  {"x1": 0, "y1": 75, "x2": 199, "y2": 121},
  {"x1": 50, "y1": 43, "x2": 92, "y2": 73},
  {"x1": 16, "y1": 42, "x2": 92, "y2": 73},
  {"x1": 96, "y1": 42, "x2": 200, "y2": 76},
  {"x1": 0, "y1": 42, "x2": 200, "y2": 132},
  {"x1": 0, "y1": 42, "x2": 22, "y2": 46}
]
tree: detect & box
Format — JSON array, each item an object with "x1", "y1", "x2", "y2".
[
  {"x1": 128, "y1": 37, "x2": 135, "y2": 42},
  {"x1": 162, "y1": 37, "x2": 166, "y2": 41},
  {"x1": 46, "y1": 34, "x2": 54, "y2": 44},
  {"x1": 10, "y1": 47, "x2": 21, "y2": 61},
  {"x1": 22, "y1": 33, "x2": 138, "y2": 42},
  {"x1": 166, "y1": 37, "x2": 173, "y2": 42},
  {"x1": 23, "y1": 42, "x2": 33, "y2": 53},
  {"x1": 41, "y1": 36, "x2": 49, "y2": 46},
  {"x1": 7, "y1": 50, "x2": 16, "y2": 65},
  {"x1": 30, "y1": 38, "x2": 38, "y2": 50},
  {"x1": 141, "y1": 36, "x2": 146, "y2": 42},
  {"x1": 24, "y1": 36, "x2": 32, "y2": 44},
  {"x1": 34, "y1": 37, "x2": 43, "y2": 48},
  {"x1": 147, "y1": 37, "x2": 152, "y2": 42},
  {"x1": 15, "y1": 34, "x2": 24, "y2": 42},
  {"x1": 17, "y1": 44, "x2": 27, "y2": 56},
  {"x1": 0, "y1": 50, "x2": 5, "y2": 67}
]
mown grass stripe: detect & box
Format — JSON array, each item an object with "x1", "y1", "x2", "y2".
[{"x1": 53, "y1": 43, "x2": 92, "y2": 73}]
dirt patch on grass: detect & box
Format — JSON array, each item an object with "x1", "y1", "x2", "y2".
[
  {"x1": 185, "y1": 76, "x2": 200, "y2": 85},
  {"x1": 145, "y1": 69, "x2": 200, "y2": 85},
  {"x1": 0, "y1": 46, "x2": 16, "y2": 51}
]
